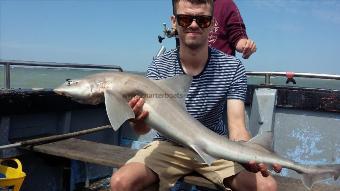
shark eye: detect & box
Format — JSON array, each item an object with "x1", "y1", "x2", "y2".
[
  {"x1": 65, "y1": 79, "x2": 79, "y2": 86},
  {"x1": 66, "y1": 79, "x2": 72, "y2": 86}
]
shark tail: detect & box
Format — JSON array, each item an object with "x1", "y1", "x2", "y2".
[{"x1": 301, "y1": 164, "x2": 340, "y2": 190}]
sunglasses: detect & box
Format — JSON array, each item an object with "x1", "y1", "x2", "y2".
[{"x1": 176, "y1": 14, "x2": 212, "y2": 29}]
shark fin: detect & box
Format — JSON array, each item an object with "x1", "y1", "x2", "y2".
[
  {"x1": 190, "y1": 144, "x2": 217, "y2": 165},
  {"x1": 104, "y1": 90, "x2": 135, "y2": 131},
  {"x1": 301, "y1": 172, "x2": 333, "y2": 190},
  {"x1": 152, "y1": 75, "x2": 192, "y2": 108},
  {"x1": 301, "y1": 174, "x2": 314, "y2": 190},
  {"x1": 248, "y1": 131, "x2": 273, "y2": 151},
  {"x1": 301, "y1": 164, "x2": 340, "y2": 190}
]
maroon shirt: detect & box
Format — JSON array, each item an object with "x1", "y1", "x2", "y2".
[{"x1": 209, "y1": 0, "x2": 248, "y2": 56}]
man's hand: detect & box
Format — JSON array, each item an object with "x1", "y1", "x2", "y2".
[
  {"x1": 235, "y1": 38, "x2": 257, "y2": 59},
  {"x1": 243, "y1": 161, "x2": 282, "y2": 177},
  {"x1": 128, "y1": 96, "x2": 150, "y2": 134}
]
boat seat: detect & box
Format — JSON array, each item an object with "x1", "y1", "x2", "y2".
[
  {"x1": 30, "y1": 138, "x2": 223, "y2": 190},
  {"x1": 30, "y1": 138, "x2": 339, "y2": 191}
]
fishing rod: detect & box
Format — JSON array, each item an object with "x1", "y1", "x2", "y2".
[{"x1": 0, "y1": 125, "x2": 111, "y2": 150}]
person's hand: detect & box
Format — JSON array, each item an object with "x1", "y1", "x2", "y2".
[
  {"x1": 128, "y1": 95, "x2": 150, "y2": 134},
  {"x1": 236, "y1": 38, "x2": 257, "y2": 59},
  {"x1": 243, "y1": 161, "x2": 282, "y2": 177}
]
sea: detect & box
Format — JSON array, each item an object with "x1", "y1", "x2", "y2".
[{"x1": 0, "y1": 66, "x2": 339, "y2": 90}]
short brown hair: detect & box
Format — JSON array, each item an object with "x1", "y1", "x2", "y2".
[{"x1": 172, "y1": 0, "x2": 214, "y2": 15}]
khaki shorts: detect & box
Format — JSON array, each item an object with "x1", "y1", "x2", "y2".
[{"x1": 126, "y1": 140, "x2": 244, "y2": 191}]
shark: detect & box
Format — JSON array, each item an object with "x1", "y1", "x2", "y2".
[{"x1": 54, "y1": 71, "x2": 340, "y2": 190}]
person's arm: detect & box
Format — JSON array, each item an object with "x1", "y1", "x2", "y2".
[
  {"x1": 235, "y1": 38, "x2": 256, "y2": 59},
  {"x1": 128, "y1": 59, "x2": 161, "y2": 135},
  {"x1": 226, "y1": 99, "x2": 250, "y2": 141},
  {"x1": 225, "y1": 0, "x2": 256, "y2": 59},
  {"x1": 226, "y1": 58, "x2": 248, "y2": 141},
  {"x1": 226, "y1": 99, "x2": 282, "y2": 176},
  {"x1": 226, "y1": 60, "x2": 282, "y2": 175},
  {"x1": 128, "y1": 96, "x2": 150, "y2": 135}
]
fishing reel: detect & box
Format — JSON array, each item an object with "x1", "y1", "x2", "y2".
[
  {"x1": 158, "y1": 23, "x2": 177, "y2": 44},
  {"x1": 155, "y1": 23, "x2": 178, "y2": 58}
]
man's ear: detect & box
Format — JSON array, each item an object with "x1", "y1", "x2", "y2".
[
  {"x1": 171, "y1": 15, "x2": 177, "y2": 30},
  {"x1": 209, "y1": 17, "x2": 215, "y2": 32}
]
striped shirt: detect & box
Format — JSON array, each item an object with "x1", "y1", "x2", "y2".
[{"x1": 147, "y1": 47, "x2": 247, "y2": 139}]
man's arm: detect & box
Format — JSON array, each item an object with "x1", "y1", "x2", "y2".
[
  {"x1": 128, "y1": 58, "x2": 160, "y2": 135},
  {"x1": 226, "y1": 99, "x2": 282, "y2": 175},
  {"x1": 128, "y1": 96, "x2": 150, "y2": 135},
  {"x1": 227, "y1": 99, "x2": 250, "y2": 141}
]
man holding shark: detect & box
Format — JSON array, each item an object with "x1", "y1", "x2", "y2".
[
  {"x1": 110, "y1": 0, "x2": 281, "y2": 190},
  {"x1": 53, "y1": 0, "x2": 339, "y2": 189}
]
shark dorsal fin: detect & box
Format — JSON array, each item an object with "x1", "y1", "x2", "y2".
[
  {"x1": 152, "y1": 75, "x2": 192, "y2": 108},
  {"x1": 248, "y1": 131, "x2": 273, "y2": 151}
]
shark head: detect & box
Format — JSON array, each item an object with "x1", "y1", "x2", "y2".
[{"x1": 54, "y1": 78, "x2": 94, "y2": 104}]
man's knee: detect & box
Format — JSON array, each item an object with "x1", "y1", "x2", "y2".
[
  {"x1": 110, "y1": 163, "x2": 158, "y2": 191},
  {"x1": 228, "y1": 171, "x2": 278, "y2": 191},
  {"x1": 110, "y1": 173, "x2": 132, "y2": 191},
  {"x1": 257, "y1": 176, "x2": 277, "y2": 191}
]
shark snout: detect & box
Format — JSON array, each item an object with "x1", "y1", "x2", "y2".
[
  {"x1": 54, "y1": 87, "x2": 66, "y2": 96},
  {"x1": 54, "y1": 86, "x2": 75, "y2": 97}
]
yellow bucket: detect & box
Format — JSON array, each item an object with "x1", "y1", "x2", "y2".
[{"x1": 0, "y1": 159, "x2": 26, "y2": 191}]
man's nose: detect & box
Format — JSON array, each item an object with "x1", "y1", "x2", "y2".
[{"x1": 188, "y1": 19, "x2": 200, "y2": 28}]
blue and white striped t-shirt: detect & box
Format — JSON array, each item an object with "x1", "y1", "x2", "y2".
[{"x1": 147, "y1": 47, "x2": 247, "y2": 139}]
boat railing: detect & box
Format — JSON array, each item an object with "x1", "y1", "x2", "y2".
[
  {"x1": 0, "y1": 60, "x2": 123, "y2": 89},
  {"x1": 2, "y1": 60, "x2": 340, "y2": 89},
  {"x1": 246, "y1": 71, "x2": 340, "y2": 85}
]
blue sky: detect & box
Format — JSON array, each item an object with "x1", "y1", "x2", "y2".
[{"x1": 1, "y1": 0, "x2": 340, "y2": 74}]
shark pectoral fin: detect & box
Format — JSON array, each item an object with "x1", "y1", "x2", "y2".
[
  {"x1": 190, "y1": 145, "x2": 217, "y2": 166},
  {"x1": 248, "y1": 131, "x2": 273, "y2": 151},
  {"x1": 104, "y1": 90, "x2": 135, "y2": 131}
]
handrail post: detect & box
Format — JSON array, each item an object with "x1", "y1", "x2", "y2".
[
  {"x1": 265, "y1": 73, "x2": 271, "y2": 85},
  {"x1": 4, "y1": 62, "x2": 11, "y2": 89}
]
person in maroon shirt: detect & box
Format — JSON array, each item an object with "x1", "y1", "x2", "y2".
[{"x1": 209, "y1": 0, "x2": 256, "y2": 59}]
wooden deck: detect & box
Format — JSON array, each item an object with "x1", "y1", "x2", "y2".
[{"x1": 31, "y1": 138, "x2": 340, "y2": 191}]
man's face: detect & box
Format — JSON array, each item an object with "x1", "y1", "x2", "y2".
[{"x1": 171, "y1": 1, "x2": 213, "y2": 50}]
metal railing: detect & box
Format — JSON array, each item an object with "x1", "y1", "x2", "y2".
[
  {"x1": 246, "y1": 71, "x2": 340, "y2": 85},
  {"x1": 2, "y1": 60, "x2": 340, "y2": 89},
  {"x1": 1, "y1": 60, "x2": 123, "y2": 89}
]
